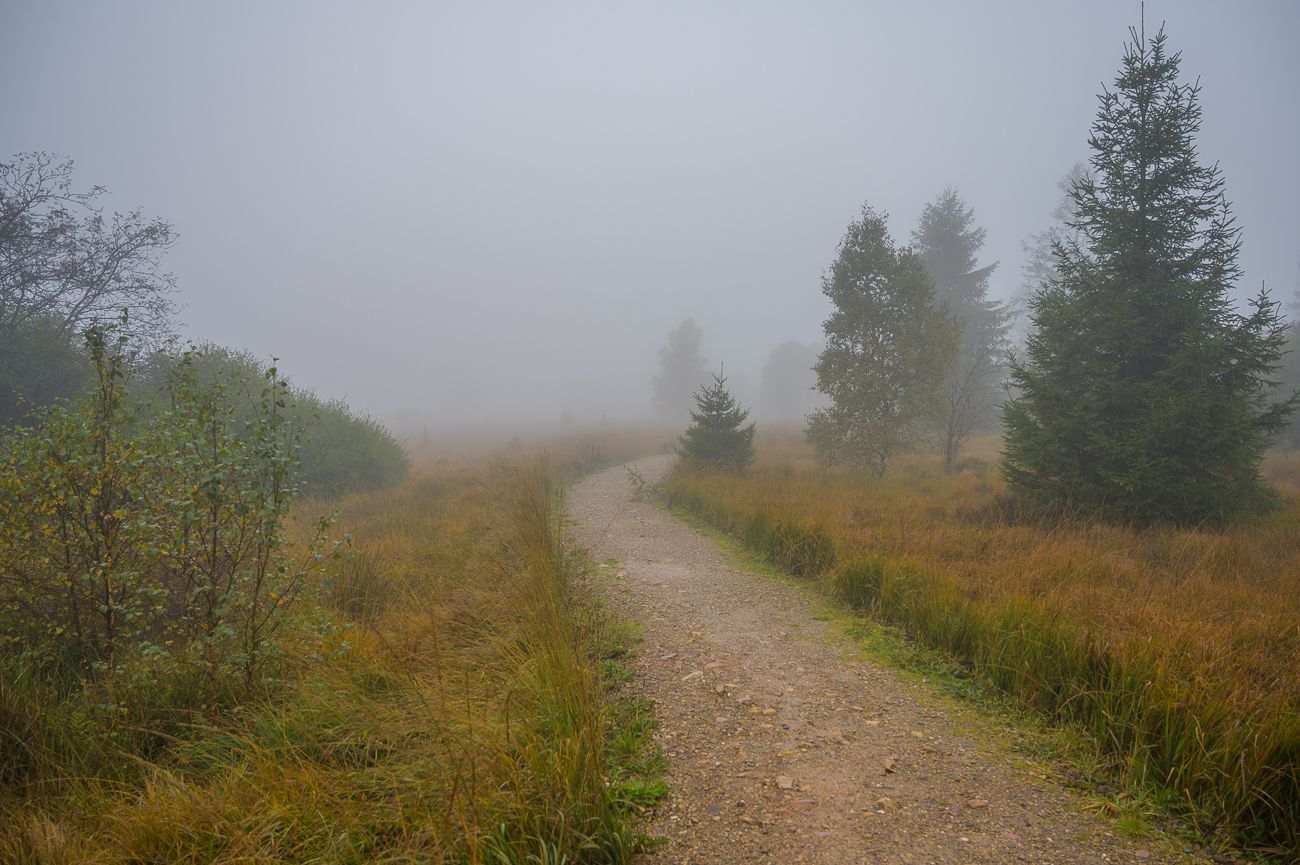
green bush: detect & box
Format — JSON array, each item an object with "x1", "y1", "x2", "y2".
[
  {"x1": 142, "y1": 343, "x2": 410, "y2": 497},
  {"x1": 0, "y1": 329, "x2": 345, "y2": 709},
  {"x1": 292, "y1": 391, "x2": 410, "y2": 497}
]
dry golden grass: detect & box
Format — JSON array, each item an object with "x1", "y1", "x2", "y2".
[
  {"x1": 402, "y1": 424, "x2": 681, "y2": 474},
  {"x1": 0, "y1": 437, "x2": 659, "y2": 863},
  {"x1": 666, "y1": 430, "x2": 1300, "y2": 850}
]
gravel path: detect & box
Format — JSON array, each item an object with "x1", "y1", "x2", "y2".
[{"x1": 567, "y1": 456, "x2": 1198, "y2": 865}]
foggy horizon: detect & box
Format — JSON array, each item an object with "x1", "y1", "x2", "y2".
[{"x1": 4, "y1": 2, "x2": 1297, "y2": 431}]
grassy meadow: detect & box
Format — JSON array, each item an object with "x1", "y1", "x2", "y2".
[
  {"x1": 665, "y1": 426, "x2": 1300, "y2": 852},
  {"x1": 6, "y1": 409, "x2": 1295, "y2": 857},
  {"x1": 0, "y1": 431, "x2": 668, "y2": 864}
]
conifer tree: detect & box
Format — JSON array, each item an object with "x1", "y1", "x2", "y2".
[
  {"x1": 651, "y1": 318, "x2": 708, "y2": 422},
  {"x1": 912, "y1": 188, "x2": 1009, "y2": 466},
  {"x1": 913, "y1": 188, "x2": 998, "y2": 313},
  {"x1": 1277, "y1": 258, "x2": 1300, "y2": 448},
  {"x1": 1013, "y1": 163, "x2": 1090, "y2": 348},
  {"x1": 1001, "y1": 26, "x2": 1296, "y2": 523},
  {"x1": 676, "y1": 368, "x2": 756, "y2": 473}
]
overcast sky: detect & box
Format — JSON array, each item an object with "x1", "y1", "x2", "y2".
[{"x1": 4, "y1": 1, "x2": 1297, "y2": 427}]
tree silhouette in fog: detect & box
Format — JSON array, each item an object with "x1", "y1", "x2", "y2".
[
  {"x1": 912, "y1": 188, "x2": 1010, "y2": 466},
  {"x1": 651, "y1": 318, "x2": 708, "y2": 423}
]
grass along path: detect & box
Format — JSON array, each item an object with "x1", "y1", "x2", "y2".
[
  {"x1": 662, "y1": 440, "x2": 1299, "y2": 856},
  {"x1": 567, "y1": 456, "x2": 1214, "y2": 865},
  {"x1": 2, "y1": 455, "x2": 651, "y2": 863}
]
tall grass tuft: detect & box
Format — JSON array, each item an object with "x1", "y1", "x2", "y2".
[{"x1": 665, "y1": 437, "x2": 1300, "y2": 851}]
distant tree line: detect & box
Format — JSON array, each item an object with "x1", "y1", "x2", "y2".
[{"x1": 0, "y1": 152, "x2": 409, "y2": 497}]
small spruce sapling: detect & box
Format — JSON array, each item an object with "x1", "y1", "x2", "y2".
[{"x1": 676, "y1": 368, "x2": 756, "y2": 473}]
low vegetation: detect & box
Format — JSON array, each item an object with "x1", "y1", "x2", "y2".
[
  {"x1": 154, "y1": 342, "x2": 410, "y2": 497},
  {"x1": 292, "y1": 390, "x2": 411, "y2": 497},
  {"x1": 664, "y1": 433, "x2": 1300, "y2": 852},
  {"x1": 0, "y1": 330, "x2": 343, "y2": 711},
  {"x1": 0, "y1": 371, "x2": 662, "y2": 863}
]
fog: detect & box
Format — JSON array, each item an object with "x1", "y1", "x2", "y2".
[{"x1": 3, "y1": 2, "x2": 1297, "y2": 430}]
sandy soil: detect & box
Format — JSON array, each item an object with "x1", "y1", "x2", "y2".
[{"x1": 566, "y1": 455, "x2": 1207, "y2": 865}]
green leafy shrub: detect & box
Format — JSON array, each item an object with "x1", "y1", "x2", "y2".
[
  {"x1": 292, "y1": 390, "x2": 410, "y2": 497},
  {"x1": 0, "y1": 327, "x2": 346, "y2": 710},
  {"x1": 142, "y1": 343, "x2": 409, "y2": 498}
]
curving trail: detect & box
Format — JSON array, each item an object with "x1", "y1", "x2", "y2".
[{"x1": 567, "y1": 456, "x2": 1188, "y2": 865}]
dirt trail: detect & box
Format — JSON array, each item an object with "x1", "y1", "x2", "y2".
[{"x1": 567, "y1": 456, "x2": 1196, "y2": 865}]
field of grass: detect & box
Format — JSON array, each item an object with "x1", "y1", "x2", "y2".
[
  {"x1": 665, "y1": 429, "x2": 1300, "y2": 853},
  {"x1": 0, "y1": 437, "x2": 663, "y2": 863}
]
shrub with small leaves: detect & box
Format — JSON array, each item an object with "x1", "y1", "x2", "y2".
[{"x1": 0, "y1": 327, "x2": 348, "y2": 712}]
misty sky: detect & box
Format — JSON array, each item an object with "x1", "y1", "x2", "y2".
[{"x1": 4, "y1": 1, "x2": 1298, "y2": 427}]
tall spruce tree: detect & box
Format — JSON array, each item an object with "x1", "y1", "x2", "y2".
[
  {"x1": 1001, "y1": 26, "x2": 1296, "y2": 524},
  {"x1": 912, "y1": 188, "x2": 1009, "y2": 466},
  {"x1": 913, "y1": 188, "x2": 998, "y2": 312},
  {"x1": 676, "y1": 368, "x2": 756, "y2": 473}
]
